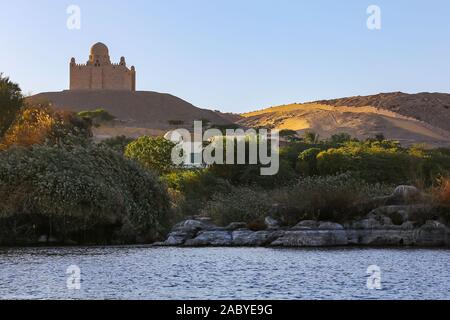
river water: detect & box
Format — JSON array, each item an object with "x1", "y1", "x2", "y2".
[{"x1": 0, "y1": 247, "x2": 448, "y2": 300}]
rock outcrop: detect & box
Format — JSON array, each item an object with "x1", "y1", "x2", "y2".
[
  {"x1": 157, "y1": 187, "x2": 449, "y2": 248},
  {"x1": 156, "y1": 217, "x2": 450, "y2": 248}
]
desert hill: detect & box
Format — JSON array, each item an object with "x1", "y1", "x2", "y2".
[
  {"x1": 315, "y1": 92, "x2": 450, "y2": 132},
  {"x1": 28, "y1": 90, "x2": 233, "y2": 139},
  {"x1": 239, "y1": 92, "x2": 450, "y2": 147}
]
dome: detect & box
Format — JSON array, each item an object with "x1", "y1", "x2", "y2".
[{"x1": 90, "y1": 42, "x2": 109, "y2": 56}]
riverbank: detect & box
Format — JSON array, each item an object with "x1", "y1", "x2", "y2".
[{"x1": 155, "y1": 218, "x2": 450, "y2": 248}]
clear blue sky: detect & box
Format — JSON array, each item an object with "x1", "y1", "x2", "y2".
[{"x1": 1, "y1": 0, "x2": 449, "y2": 113}]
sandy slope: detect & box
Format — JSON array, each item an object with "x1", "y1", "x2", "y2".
[
  {"x1": 240, "y1": 101, "x2": 450, "y2": 147},
  {"x1": 27, "y1": 90, "x2": 233, "y2": 139}
]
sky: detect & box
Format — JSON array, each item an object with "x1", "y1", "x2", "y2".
[{"x1": 0, "y1": 0, "x2": 449, "y2": 113}]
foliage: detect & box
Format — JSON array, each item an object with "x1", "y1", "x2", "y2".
[
  {"x1": 302, "y1": 131, "x2": 320, "y2": 144},
  {"x1": 125, "y1": 136, "x2": 178, "y2": 175},
  {"x1": 1, "y1": 104, "x2": 92, "y2": 149},
  {"x1": 207, "y1": 136, "x2": 297, "y2": 188},
  {"x1": 328, "y1": 132, "x2": 354, "y2": 144},
  {"x1": 271, "y1": 173, "x2": 392, "y2": 224},
  {"x1": 279, "y1": 129, "x2": 300, "y2": 142},
  {"x1": 433, "y1": 177, "x2": 450, "y2": 206},
  {"x1": 203, "y1": 186, "x2": 272, "y2": 228},
  {"x1": 0, "y1": 145, "x2": 170, "y2": 245},
  {"x1": 296, "y1": 148, "x2": 322, "y2": 176},
  {"x1": 163, "y1": 169, "x2": 231, "y2": 218},
  {"x1": 316, "y1": 140, "x2": 411, "y2": 184},
  {"x1": 78, "y1": 108, "x2": 115, "y2": 126},
  {"x1": 98, "y1": 135, "x2": 134, "y2": 154},
  {"x1": 279, "y1": 141, "x2": 327, "y2": 168},
  {"x1": 0, "y1": 74, "x2": 23, "y2": 137}
]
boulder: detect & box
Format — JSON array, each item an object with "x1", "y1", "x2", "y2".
[
  {"x1": 387, "y1": 185, "x2": 422, "y2": 205},
  {"x1": 400, "y1": 221, "x2": 415, "y2": 230},
  {"x1": 172, "y1": 219, "x2": 215, "y2": 233},
  {"x1": 352, "y1": 218, "x2": 382, "y2": 229},
  {"x1": 270, "y1": 230, "x2": 348, "y2": 247},
  {"x1": 291, "y1": 220, "x2": 318, "y2": 230},
  {"x1": 161, "y1": 219, "x2": 218, "y2": 246},
  {"x1": 370, "y1": 205, "x2": 433, "y2": 225},
  {"x1": 224, "y1": 222, "x2": 248, "y2": 231},
  {"x1": 346, "y1": 229, "x2": 416, "y2": 246},
  {"x1": 232, "y1": 230, "x2": 283, "y2": 246},
  {"x1": 265, "y1": 217, "x2": 280, "y2": 229},
  {"x1": 184, "y1": 231, "x2": 233, "y2": 247},
  {"x1": 415, "y1": 220, "x2": 449, "y2": 246},
  {"x1": 318, "y1": 222, "x2": 344, "y2": 230},
  {"x1": 393, "y1": 185, "x2": 421, "y2": 200}
]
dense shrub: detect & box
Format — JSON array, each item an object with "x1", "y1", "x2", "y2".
[
  {"x1": 125, "y1": 136, "x2": 178, "y2": 175},
  {"x1": 1, "y1": 104, "x2": 92, "y2": 149},
  {"x1": 296, "y1": 148, "x2": 322, "y2": 175},
  {"x1": 0, "y1": 145, "x2": 170, "y2": 245},
  {"x1": 0, "y1": 74, "x2": 23, "y2": 137},
  {"x1": 316, "y1": 141, "x2": 416, "y2": 184},
  {"x1": 163, "y1": 169, "x2": 231, "y2": 218},
  {"x1": 279, "y1": 141, "x2": 327, "y2": 168},
  {"x1": 271, "y1": 173, "x2": 392, "y2": 224},
  {"x1": 98, "y1": 135, "x2": 134, "y2": 154},
  {"x1": 78, "y1": 108, "x2": 115, "y2": 125},
  {"x1": 433, "y1": 177, "x2": 450, "y2": 206},
  {"x1": 202, "y1": 186, "x2": 272, "y2": 229}
]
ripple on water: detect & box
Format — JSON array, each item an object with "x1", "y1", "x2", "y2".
[{"x1": 0, "y1": 247, "x2": 448, "y2": 300}]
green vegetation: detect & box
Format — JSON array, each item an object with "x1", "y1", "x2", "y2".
[
  {"x1": 125, "y1": 136, "x2": 178, "y2": 175},
  {"x1": 1, "y1": 77, "x2": 450, "y2": 245},
  {"x1": 0, "y1": 145, "x2": 169, "y2": 245},
  {"x1": 1, "y1": 104, "x2": 92, "y2": 149},
  {"x1": 98, "y1": 135, "x2": 134, "y2": 154},
  {"x1": 78, "y1": 108, "x2": 115, "y2": 126},
  {"x1": 0, "y1": 74, "x2": 23, "y2": 138}
]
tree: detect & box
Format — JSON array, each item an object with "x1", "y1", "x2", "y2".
[
  {"x1": 329, "y1": 133, "x2": 353, "y2": 144},
  {"x1": 303, "y1": 131, "x2": 320, "y2": 144},
  {"x1": 279, "y1": 129, "x2": 300, "y2": 142},
  {"x1": 1, "y1": 104, "x2": 92, "y2": 149},
  {"x1": 77, "y1": 108, "x2": 115, "y2": 127},
  {"x1": 125, "y1": 136, "x2": 177, "y2": 174},
  {"x1": 296, "y1": 148, "x2": 322, "y2": 176},
  {"x1": 0, "y1": 73, "x2": 23, "y2": 138}
]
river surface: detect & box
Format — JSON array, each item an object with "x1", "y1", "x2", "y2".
[{"x1": 0, "y1": 247, "x2": 448, "y2": 300}]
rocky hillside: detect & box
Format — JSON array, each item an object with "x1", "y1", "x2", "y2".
[
  {"x1": 315, "y1": 92, "x2": 450, "y2": 133},
  {"x1": 239, "y1": 92, "x2": 450, "y2": 147}
]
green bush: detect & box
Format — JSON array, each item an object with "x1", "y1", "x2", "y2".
[
  {"x1": 78, "y1": 108, "x2": 115, "y2": 125},
  {"x1": 0, "y1": 145, "x2": 170, "y2": 245},
  {"x1": 316, "y1": 141, "x2": 413, "y2": 184},
  {"x1": 163, "y1": 169, "x2": 231, "y2": 218},
  {"x1": 296, "y1": 148, "x2": 322, "y2": 175},
  {"x1": 98, "y1": 135, "x2": 134, "y2": 154},
  {"x1": 315, "y1": 141, "x2": 450, "y2": 185},
  {"x1": 271, "y1": 173, "x2": 392, "y2": 224},
  {"x1": 125, "y1": 136, "x2": 178, "y2": 175},
  {"x1": 0, "y1": 74, "x2": 23, "y2": 138},
  {"x1": 203, "y1": 186, "x2": 272, "y2": 228}
]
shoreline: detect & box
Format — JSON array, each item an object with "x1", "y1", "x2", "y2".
[{"x1": 154, "y1": 218, "x2": 450, "y2": 249}]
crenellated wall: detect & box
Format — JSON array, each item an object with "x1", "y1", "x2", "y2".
[{"x1": 69, "y1": 43, "x2": 136, "y2": 91}]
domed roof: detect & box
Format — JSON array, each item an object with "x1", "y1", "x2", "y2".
[{"x1": 90, "y1": 42, "x2": 109, "y2": 56}]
